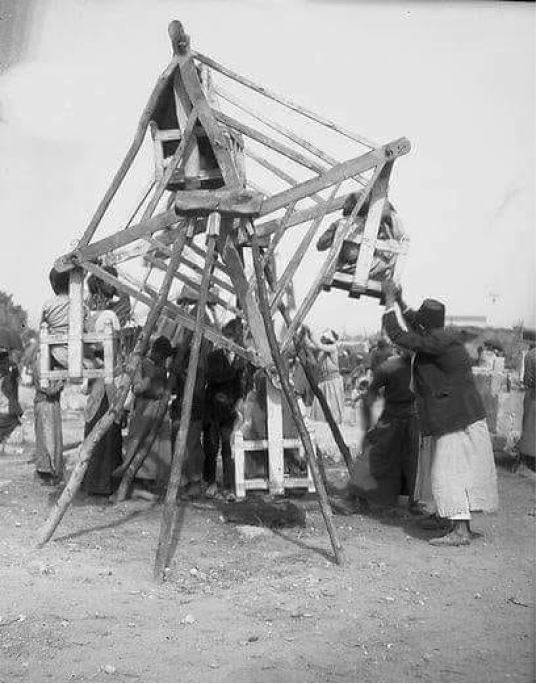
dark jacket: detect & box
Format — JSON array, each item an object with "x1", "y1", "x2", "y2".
[
  {"x1": 383, "y1": 310, "x2": 485, "y2": 436},
  {"x1": 205, "y1": 349, "x2": 246, "y2": 426}
]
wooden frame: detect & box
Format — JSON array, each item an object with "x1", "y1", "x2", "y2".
[{"x1": 40, "y1": 19, "x2": 412, "y2": 578}]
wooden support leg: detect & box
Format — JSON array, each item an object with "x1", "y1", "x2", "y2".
[
  {"x1": 153, "y1": 218, "x2": 218, "y2": 583},
  {"x1": 262, "y1": 265, "x2": 354, "y2": 476},
  {"x1": 233, "y1": 430, "x2": 246, "y2": 500},
  {"x1": 250, "y1": 234, "x2": 344, "y2": 565},
  {"x1": 115, "y1": 393, "x2": 169, "y2": 503},
  {"x1": 37, "y1": 228, "x2": 190, "y2": 547},
  {"x1": 267, "y1": 382, "x2": 284, "y2": 496}
]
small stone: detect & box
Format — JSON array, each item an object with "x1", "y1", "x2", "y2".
[
  {"x1": 474, "y1": 592, "x2": 482, "y2": 599},
  {"x1": 236, "y1": 525, "x2": 269, "y2": 539},
  {"x1": 22, "y1": 662, "x2": 29, "y2": 668},
  {"x1": 209, "y1": 662, "x2": 219, "y2": 669},
  {"x1": 181, "y1": 614, "x2": 195, "y2": 625},
  {"x1": 248, "y1": 635, "x2": 259, "y2": 642},
  {"x1": 61, "y1": 620, "x2": 69, "y2": 627},
  {"x1": 189, "y1": 568, "x2": 198, "y2": 576},
  {"x1": 102, "y1": 665, "x2": 116, "y2": 675}
]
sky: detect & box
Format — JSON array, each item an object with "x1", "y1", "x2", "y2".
[{"x1": 0, "y1": 0, "x2": 534, "y2": 336}]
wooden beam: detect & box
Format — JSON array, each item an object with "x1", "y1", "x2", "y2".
[
  {"x1": 66, "y1": 209, "x2": 178, "y2": 265},
  {"x1": 178, "y1": 55, "x2": 242, "y2": 188},
  {"x1": 269, "y1": 183, "x2": 341, "y2": 314},
  {"x1": 255, "y1": 193, "x2": 351, "y2": 239},
  {"x1": 258, "y1": 140, "x2": 410, "y2": 218},
  {"x1": 145, "y1": 237, "x2": 234, "y2": 294},
  {"x1": 215, "y1": 85, "x2": 368, "y2": 187},
  {"x1": 77, "y1": 56, "x2": 179, "y2": 248},
  {"x1": 174, "y1": 188, "x2": 264, "y2": 217},
  {"x1": 154, "y1": 228, "x2": 218, "y2": 581},
  {"x1": 145, "y1": 254, "x2": 242, "y2": 316},
  {"x1": 244, "y1": 148, "x2": 324, "y2": 205},
  {"x1": 351, "y1": 162, "x2": 393, "y2": 295},
  {"x1": 280, "y1": 166, "x2": 382, "y2": 352},
  {"x1": 79, "y1": 260, "x2": 262, "y2": 366},
  {"x1": 214, "y1": 109, "x2": 325, "y2": 174},
  {"x1": 250, "y1": 232, "x2": 344, "y2": 565},
  {"x1": 194, "y1": 51, "x2": 378, "y2": 149},
  {"x1": 141, "y1": 109, "x2": 198, "y2": 221},
  {"x1": 37, "y1": 230, "x2": 189, "y2": 547}
]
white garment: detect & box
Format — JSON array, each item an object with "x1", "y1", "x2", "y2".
[{"x1": 430, "y1": 419, "x2": 498, "y2": 520}]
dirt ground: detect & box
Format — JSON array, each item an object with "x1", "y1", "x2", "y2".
[{"x1": 0, "y1": 388, "x2": 534, "y2": 683}]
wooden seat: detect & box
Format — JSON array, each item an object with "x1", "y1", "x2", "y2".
[
  {"x1": 39, "y1": 269, "x2": 139, "y2": 388},
  {"x1": 233, "y1": 382, "x2": 315, "y2": 499}
]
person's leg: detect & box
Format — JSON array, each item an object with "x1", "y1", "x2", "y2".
[
  {"x1": 184, "y1": 420, "x2": 205, "y2": 498},
  {"x1": 429, "y1": 430, "x2": 472, "y2": 546},
  {"x1": 220, "y1": 424, "x2": 235, "y2": 492},
  {"x1": 203, "y1": 421, "x2": 218, "y2": 487}
]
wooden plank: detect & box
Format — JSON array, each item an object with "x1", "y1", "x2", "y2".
[
  {"x1": 141, "y1": 110, "x2": 198, "y2": 221},
  {"x1": 79, "y1": 260, "x2": 262, "y2": 366},
  {"x1": 38, "y1": 229, "x2": 189, "y2": 548},
  {"x1": 266, "y1": 381, "x2": 284, "y2": 496},
  {"x1": 255, "y1": 193, "x2": 351, "y2": 239},
  {"x1": 69, "y1": 209, "x2": 178, "y2": 264},
  {"x1": 145, "y1": 255, "x2": 242, "y2": 316},
  {"x1": 258, "y1": 140, "x2": 409, "y2": 218},
  {"x1": 174, "y1": 188, "x2": 264, "y2": 217},
  {"x1": 77, "y1": 56, "x2": 179, "y2": 248},
  {"x1": 145, "y1": 237, "x2": 234, "y2": 294},
  {"x1": 185, "y1": 241, "x2": 231, "y2": 277},
  {"x1": 215, "y1": 85, "x2": 368, "y2": 187},
  {"x1": 214, "y1": 110, "x2": 325, "y2": 174},
  {"x1": 250, "y1": 232, "x2": 344, "y2": 565},
  {"x1": 194, "y1": 51, "x2": 378, "y2": 149},
  {"x1": 246, "y1": 201, "x2": 297, "y2": 294},
  {"x1": 244, "y1": 148, "x2": 324, "y2": 205},
  {"x1": 221, "y1": 231, "x2": 272, "y2": 365},
  {"x1": 178, "y1": 55, "x2": 242, "y2": 188},
  {"x1": 351, "y1": 161, "x2": 393, "y2": 294},
  {"x1": 67, "y1": 269, "x2": 84, "y2": 380},
  {"x1": 279, "y1": 167, "x2": 381, "y2": 352},
  {"x1": 270, "y1": 183, "x2": 341, "y2": 314},
  {"x1": 154, "y1": 229, "x2": 218, "y2": 581}
]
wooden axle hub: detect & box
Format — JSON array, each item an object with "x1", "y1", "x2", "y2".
[{"x1": 174, "y1": 188, "x2": 264, "y2": 218}]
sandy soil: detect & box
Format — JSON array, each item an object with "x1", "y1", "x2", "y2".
[{"x1": 0, "y1": 389, "x2": 534, "y2": 683}]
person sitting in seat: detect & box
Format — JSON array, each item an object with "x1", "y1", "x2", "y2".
[{"x1": 316, "y1": 193, "x2": 404, "y2": 280}]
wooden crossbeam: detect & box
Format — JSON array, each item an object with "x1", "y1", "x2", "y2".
[
  {"x1": 258, "y1": 139, "x2": 410, "y2": 218},
  {"x1": 255, "y1": 193, "x2": 351, "y2": 239},
  {"x1": 175, "y1": 188, "x2": 264, "y2": 217},
  {"x1": 244, "y1": 148, "x2": 324, "y2": 205},
  {"x1": 214, "y1": 109, "x2": 325, "y2": 174},
  {"x1": 59, "y1": 210, "x2": 179, "y2": 268},
  {"x1": 280, "y1": 164, "x2": 383, "y2": 352},
  {"x1": 80, "y1": 260, "x2": 262, "y2": 366},
  {"x1": 178, "y1": 55, "x2": 242, "y2": 188},
  {"x1": 145, "y1": 237, "x2": 235, "y2": 294},
  {"x1": 141, "y1": 109, "x2": 198, "y2": 220},
  {"x1": 145, "y1": 254, "x2": 242, "y2": 316},
  {"x1": 194, "y1": 51, "x2": 378, "y2": 149},
  {"x1": 269, "y1": 183, "x2": 342, "y2": 314},
  {"x1": 77, "y1": 56, "x2": 180, "y2": 248},
  {"x1": 350, "y1": 161, "x2": 393, "y2": 295},
  {"x1": 215, "y1": 85, "x2": 368, "y2": 187},
  {"x1": 154, "y1": 225, "x2": 218, "y2": 581}
]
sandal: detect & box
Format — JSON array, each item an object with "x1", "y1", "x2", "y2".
[{"x1": 428, "y1": 531, "x2": 470, "y2": 547}]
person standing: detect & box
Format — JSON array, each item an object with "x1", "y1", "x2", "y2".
[
  {"x1": 381, "y1": 280, "x2": 498, "y2": 546},
  {"x1": 32, "y1": 353, "x2": 64, "y2": 485},
  {"x1": 305, "y1": 329, "x2": 345, "y2": 425},
  {"x1": 203, "y1": 318, "x2": 246, "y2": 500},
  {"x1": 519, "y1": 344, "x2": 535, "y2": 470},
  {"x1": 349, "y1": 349, "x2": 419, "y2": 510}
]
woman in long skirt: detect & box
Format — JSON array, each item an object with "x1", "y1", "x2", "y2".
[
  {"x1": 303, "y1": 329, "x2": 345, "y2": 425},
  {"x1": 33, "y1": 355, "x2": 64, "y2": 485}
]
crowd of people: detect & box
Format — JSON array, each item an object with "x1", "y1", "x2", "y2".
[{"x1": 0, "y1": 258, "x2": 534, "y2": 549}]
